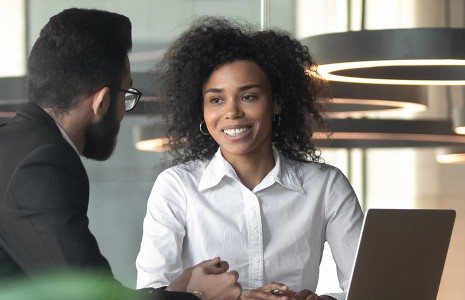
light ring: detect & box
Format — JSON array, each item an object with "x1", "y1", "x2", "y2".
[{"x1": 302, "y1": 28, "x2": 465, "y2": 85}]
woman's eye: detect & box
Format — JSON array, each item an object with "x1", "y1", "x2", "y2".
[
  {"x1": 210, "y1": 97, "x2": 222, "y2": 104},
  {"x1": 242, "y1": 95, "x2": 256, "y2": 101}
]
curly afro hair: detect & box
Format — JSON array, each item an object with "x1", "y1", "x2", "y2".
[{"x1": 153, "y1": 16, "x2": 329, "y2": 166}]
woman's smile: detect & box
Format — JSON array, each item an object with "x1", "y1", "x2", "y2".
[{"x1": 222, "y1": 127, "x2": 251, "y2": 137}]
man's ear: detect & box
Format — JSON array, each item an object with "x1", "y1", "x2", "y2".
[{"x1": 90, "y1": 87, "x2": 111, "y2": 122}]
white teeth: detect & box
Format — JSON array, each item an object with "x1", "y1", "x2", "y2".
[{"x1": 223, "y1": 128, "x2": 249, "y2": 136}]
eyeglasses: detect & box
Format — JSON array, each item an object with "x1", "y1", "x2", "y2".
[{"x1": 119, "y1": 87, "x2": 142, "y2": 112}]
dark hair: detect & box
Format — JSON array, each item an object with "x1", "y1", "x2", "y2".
[
  {"x1": 27, "y1": 8, "x2": 132, "y2": 114},
  {"x1": 155, "y1": 16, "x2": 328, "y2": 165}
]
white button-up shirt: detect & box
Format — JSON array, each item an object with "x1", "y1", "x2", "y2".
[{"x1": 136, "y1": 147, "x2": 363, "y2": 300}]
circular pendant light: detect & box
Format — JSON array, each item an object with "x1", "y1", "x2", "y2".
[
  {"x1": 327, "y1": 81, "x2": 427, "y2": 118},
  {"x1": 302, "y1": 28, "x2": 465, "y2": 85},
  {"x1": 452, "y1": 106, "x2": 465, "y2": 134},
  {"x1": 314, "y1": 118, "x2": 465, "y2": 148},
  {"x1": 436, "y1": 146, "x2": 465, "y2": 163},
  {"x1": 132, "y1": 122, "x2": 171, "y2": 152}
]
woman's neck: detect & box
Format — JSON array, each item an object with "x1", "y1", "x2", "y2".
[{"x1": 223, "y1": 148, "x2": 275, "y2": 190}]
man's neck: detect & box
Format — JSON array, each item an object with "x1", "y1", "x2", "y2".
[{"x1": 44, "y1": 107, "x2": 88, "y2": 154}]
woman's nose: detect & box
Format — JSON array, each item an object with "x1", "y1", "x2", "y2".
[{"x1": 225, "y1": 100, "x2": 244, "y2": 119}]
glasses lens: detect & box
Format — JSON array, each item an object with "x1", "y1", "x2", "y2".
[
  {"x1": 125, "y1": 95, "x2": 137, "y2": 111},
  {"x1": 125, "y1": 89, "x2": 139, "y2": 111},
  {"x1": 122, "y1": 88, "x2": 141, "y2": 112}
]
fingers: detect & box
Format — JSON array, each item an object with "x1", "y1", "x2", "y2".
[
  {"x1": 242, "y1": 282, "x2": 290, "y2": 300},
  {"x1": 225, "y1": 271, "x2": 242, "y2": 299},
  {"x1": 169, "y1": 258, "x2": 226, "y2": 291},
  {"x1": 243, "y1": 290, "x2": 288, "y2": 300},
  {"x1": 187, "y1": 266, "x2": 242, "y2": 300},
  {"x1": 259, "y1": 282, "x2": 289, "y2": 294},
  {"x1": 262, "y1": 282, "x2": 289, "y2": 298},
  {"x1": 196, "y1": 257, "x2": 230, "y2": 270},
  {"x1": 196, "y1": 257, "x2": 232, "y2": 275},
  {"x1": 202, "y1": 262, "x2": 232, "y2": 275},
  {"x1": 293, "y1": 289, "x2": 315, "y2": 300},
  {"x1": 242, "y1": 290, "x2": 284, "y2": 300},
  {"x1": 227, "y1": 270, "x2": 240, "y2": 281},
  {"x1": 196, "y1": 256, "x2": 221, "y2": 267},
  {"x1": 217, "y1": 259, "x2": 230, "y2": 271}
]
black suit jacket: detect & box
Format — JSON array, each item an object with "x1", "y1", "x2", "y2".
[{"x1": 0, "y1": 103, "x2": 196, "y2": 300}]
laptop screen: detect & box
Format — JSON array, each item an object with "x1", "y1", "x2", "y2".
[{"x1": 346, "y1": 209, "x2": 455, "y2": 300}]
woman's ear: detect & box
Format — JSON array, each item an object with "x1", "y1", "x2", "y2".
[{"x1": 90, "y1": 87, "x2": 110, "y2": 122}]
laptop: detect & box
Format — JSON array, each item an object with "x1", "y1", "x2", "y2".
[{"x1": 346, "y1": 208, "x2": 456, "y2": 300}]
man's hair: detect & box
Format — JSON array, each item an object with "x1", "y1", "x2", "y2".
[{"x1": 27, "y1": 8, "x2": 132, "y2": 114}]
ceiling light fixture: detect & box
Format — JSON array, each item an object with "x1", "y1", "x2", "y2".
[
  {"x1": 328, "y1": 81, "x2": 427, "y2": 118},
  {"x1": 436, "y1": 146, "x2": 465, "y2": 164},
  {"x1": 132, "y1": 123, "x2": 171, "y2": 152},
  {"x1": 452, "y1": 106, "x2": 465, "y2": 134},
  {"x1": 302, "y1": 0, "x2": 430, "y2": 117},
  {"x1": 302, "y1": 28, "x2": 465, "y2": 86},
  {"x1": 314, "y1": 119, "x2": 465, "y2": 148}
]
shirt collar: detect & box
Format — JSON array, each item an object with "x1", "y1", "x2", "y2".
[
  {"x1": 198, "y1": 148, "x2": 235, "y2": 191},
  {"x1": 198, "y1": 146, "x2": 304, "y2": 193},
  {"x1": 56, "y1": 123, "x2": 80, "y2": 155},
  {"x1": 263, "y1": 146, "x2": 305, "y2": 193}
]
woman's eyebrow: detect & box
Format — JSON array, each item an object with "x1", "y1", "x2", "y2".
[
  {"x1": 238, "y1": 84, "x2": 261, "y2": 91},
  {"x1": 204, "y1": 84, "x2": 261, "y2": 94},
  {"x1": 204, "y1": 87, "x2": 223, "y2": 94}
]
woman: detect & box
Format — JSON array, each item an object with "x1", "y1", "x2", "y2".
[{"x1": 136, "y1": 17, "x2": 363, "y2": 300}]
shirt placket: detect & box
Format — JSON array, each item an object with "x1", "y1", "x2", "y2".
[{"x1": 243, "y1": 187, "x2": 264, "y2": 289}]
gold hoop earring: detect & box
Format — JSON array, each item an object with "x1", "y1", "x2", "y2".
[{"x1": 199, "y1": 121, "x2": 210, "y2": 136}]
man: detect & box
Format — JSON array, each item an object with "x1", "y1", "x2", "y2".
[{"x1": 0, "y1": 8, "x2": 241, "y2": 300}]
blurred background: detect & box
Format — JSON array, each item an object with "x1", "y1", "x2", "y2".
[{"x1": 1, "y1": 1, "x2": 464, "y2": 299}]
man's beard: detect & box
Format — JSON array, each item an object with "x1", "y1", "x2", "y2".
[{"x1": 82, "y1": 101, "x2": 121, "y2": 161}]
